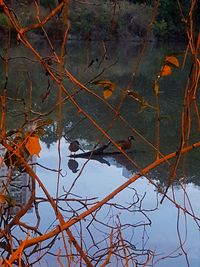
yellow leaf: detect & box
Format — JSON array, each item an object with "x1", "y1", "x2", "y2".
[
  {"x1": 25, "y1": 136, "x2": 41, "y2": 157},
  {"x1": 160, "y1": 65, "x2": 172, "y2": 76},
  {"x1": 154, "y1": 81, "x2": 159, "y2": 96},
  {"x1": 103, "y1": 89, "x2": 113, "y2": 99},
  {"x1": 165, "y1": 56, "x2": 179, "y2": 68}
]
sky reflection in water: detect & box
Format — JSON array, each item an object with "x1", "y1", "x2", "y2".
[{"x1": 21, "y1": 138, "x2": 200, "y2": 267}]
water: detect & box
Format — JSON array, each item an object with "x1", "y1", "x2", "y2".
[
  {"x1": 0, "y1": 40, "x2": 200, "y2": 266},
  {"x1": 19, "y1": 139, "x2": 200, "y2": 266}
]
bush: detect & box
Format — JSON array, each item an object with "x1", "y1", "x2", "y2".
[
  {"x1": 153, "y1": 0, "x2": 186, "y2": 40},
  {"x1": 153, "y1": 19, "x2": 168, "y2": 39}
]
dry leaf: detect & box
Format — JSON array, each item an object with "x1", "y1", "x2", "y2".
[
  {"x1": 25, "y1": 136, "x2": 41, "y2": 157},
  {"x1": 128, "y1": 90, "x2": 156, "y2": 111},
  {"x1": 92, "y1": 79, "x2": 114, "y2": 87},
  {"x1": 103, "y1": 89, "x2": 113, "y2": 99},
  {"x1": 165, "y1": 56, "x2": 179, "y2": 68},
  {"x1": 0, "y1": 193, "x2": 15, "y2": 207},
  {"x1": 0, "y1": 193, "x2": 6, "y2": 205},
  {"x1": 92, "y1": 79, "x2": 116, "y2": 99},
  {"x1": 4, "y1": 194, "x2": 16, "y2": 207},
  {"x1": 160, "y1": 65, "x2": 172, "y2": 76},
  {"x1": 127, "y1": 90, "x2": 143, "y2": 102},
  {"x1": 139, "y1": 100, "x2": 149, "y2": 112}
]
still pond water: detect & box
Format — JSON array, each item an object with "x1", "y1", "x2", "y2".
[{"x1": 1, "y1": 40, "x2": 200, "y2": 266}]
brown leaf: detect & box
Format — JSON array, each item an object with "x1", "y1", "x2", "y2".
[
  {"x1": 4, "y1": 194, "x2": 16, "y2": 207},
  {"x1": 139, "y1": 100, "x2": 149, "y2": 112},
  {"x1": 165, "y1": 56, "x2": 179, "y2": 68},
  {"x1": 0, "y1": 193, "x2": 15, "y2": 207},
  {"x1": 127, "y1": 90, "x2": 143, "y2": 102},
  {"x1": 0, "y1": 193, "x2": 6, "y2": 205},
  {"x1": 92, "y1": 79, "x2": 116, "y2": 99}
]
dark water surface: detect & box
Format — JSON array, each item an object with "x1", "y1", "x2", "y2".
[{"x1": 0, "y1": 40, "x2": 200, "y2": 266}]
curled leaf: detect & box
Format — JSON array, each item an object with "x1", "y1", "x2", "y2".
[
  {"x1": 127, "y1": 90, "x2": 143, "y2": 102},
  {"x1": 165, "y1": 56, "x2": 179, "y2": 68},
  {"x1": 92, "y1": 79, "x2": 116, "y2": 99}
]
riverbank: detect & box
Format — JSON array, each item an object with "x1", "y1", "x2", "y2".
[
  {"x1": 0, "y1": 1, "x2": 154, "y2": 42},
  {"x1": 0, "y1": 0, "x2": 192, "y2": 42}
]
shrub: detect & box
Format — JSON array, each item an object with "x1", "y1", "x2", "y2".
[{"x1": 153, "y1": 19, "x2": 168, "y2": 39}]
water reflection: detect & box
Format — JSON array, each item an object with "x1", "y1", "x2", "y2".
[
  {"x1": 68, "y1": 151, "x2": 136, "y2": 178},
  {"x1": 29, "y1": 139, "x2": 200, "y2": 266},
  {"x1": 1, "y1": 40, "x2": 200, "y2": 266},
  {"x1": 68, "y1": 159, "x2": 79, "y2": 173}
]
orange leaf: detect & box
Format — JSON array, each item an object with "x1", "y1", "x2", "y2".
[
  {"x1": 165, "y1": 56, "x2": 179, "y2": 68},
  {"x1": 103, "y1": 89, "x2": 113, "y2": 99},
  {"x1": 160, "y1": 65, "x2": 172, "y2": 76},
  {"x1": 92, "y1": 79, "x2": 116, "y2": 99},
  {"x1": 0, "y1": 193, "x2": 6, "y2": 205},
  {"x1": 25, "y1": 136, "x2": 41, "y2": 157}
]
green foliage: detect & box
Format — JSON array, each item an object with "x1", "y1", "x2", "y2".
[
  {"x1": 153, "y1": 0, "x2": 180, "y2": 39},
  {"x1": 153, "y1": 0, "x2": 189, "y2": 40},
  {"x1": 69, "y1": 3, "x2": 114, "y2": 40},
  {"x1": 68, "y1": 1, "x2": 152, "y2": 40},
  {"x1": 153, "y1": 19, "x2": 168, "y2": 38},
  {"x1": 128, "y1": 0, "x2": 199, "y2": 40}
]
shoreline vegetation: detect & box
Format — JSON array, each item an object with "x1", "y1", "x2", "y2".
[{"x1": 0, "y1": 0, "x2": 199, "y2": 42}]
